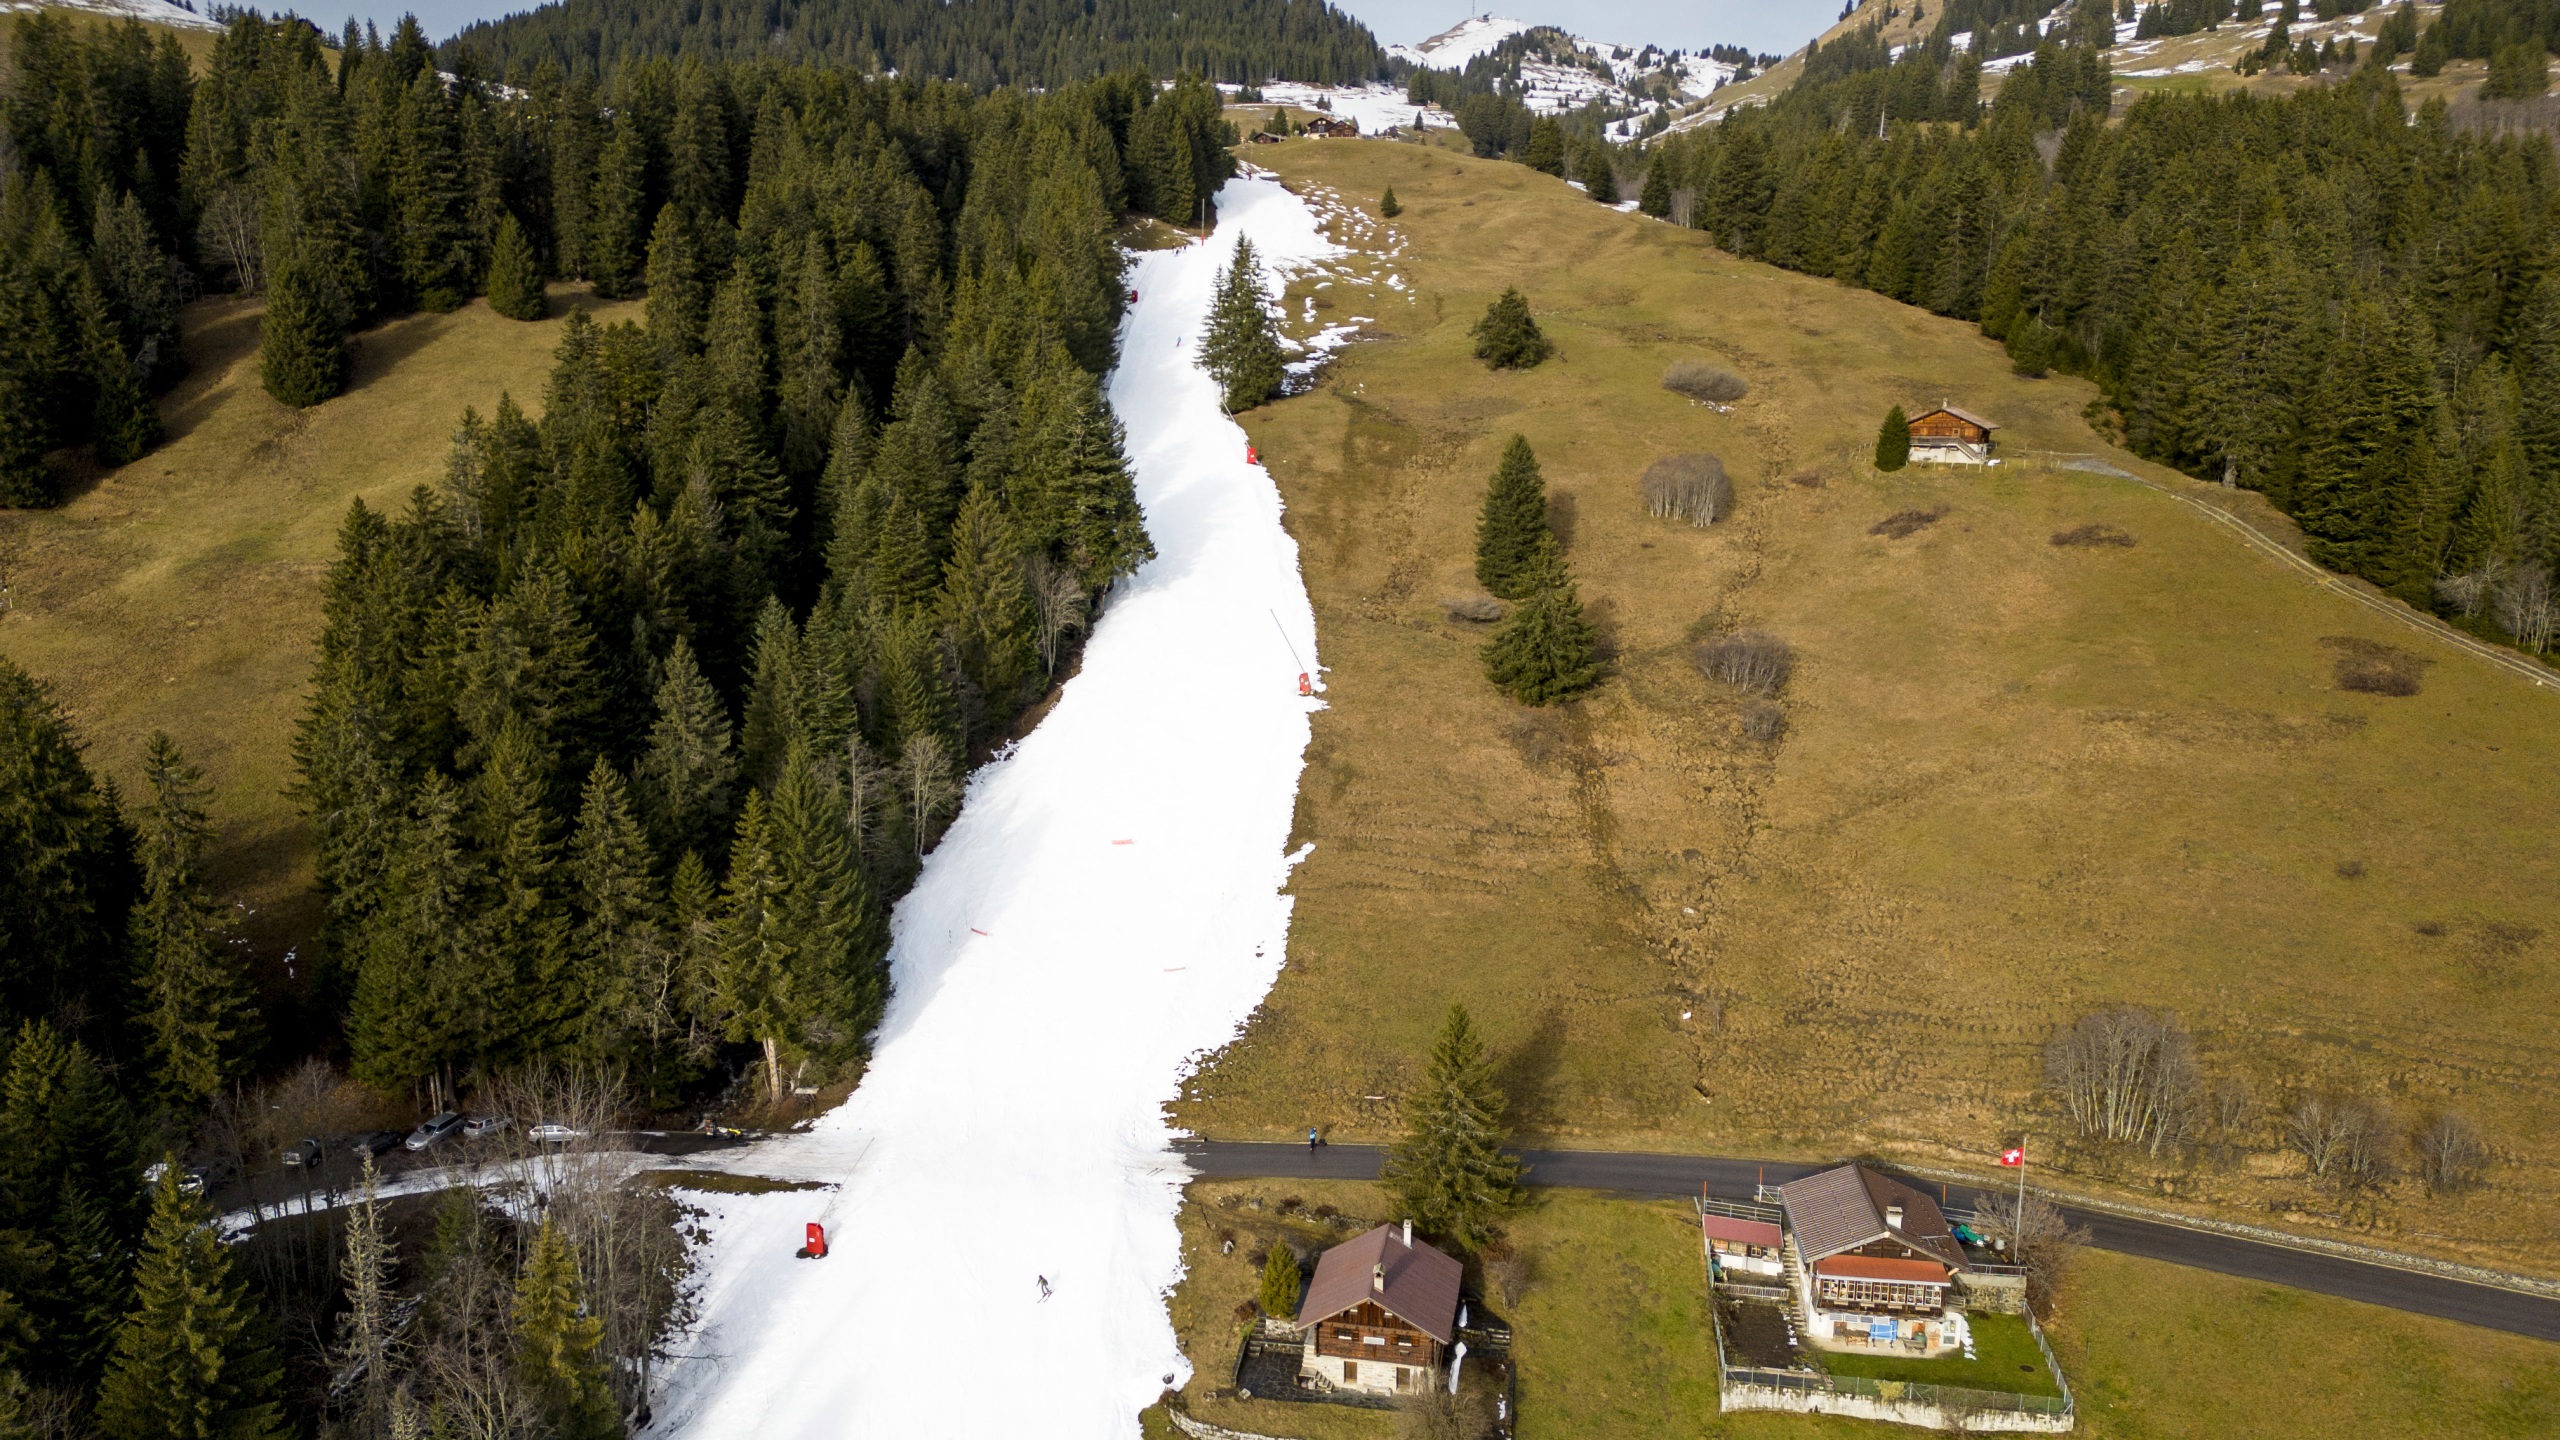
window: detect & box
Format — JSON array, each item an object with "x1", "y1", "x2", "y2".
[{"x1": 1362, "y1": 1334, "x2": 1385, "y2": 1346}]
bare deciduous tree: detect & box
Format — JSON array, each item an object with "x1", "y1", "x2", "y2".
[
  {"x1": 1395, "y1": 1382, "x2": 1493, "y2": 1440},
  {"x1": 2494, "y1": 564, "x2": 2556, "y2": 651},
  {"x1": 1028, "y1": 554, "x2": 1088, "y2": 677},
  {"x1": 1694, "y1": 630, "x2": 1794, "y2": 695},
  {"x1": 1641, "y1": 453, "x2": 1734, "y2": 526},
  {"x1": 2044, "y1": 1007, "x2": 2199, "y2": 1155},
  {"x1": 2413, "y1": 1110, "x2": 2488, "y2": 1195},
  {"x1": 1972, "y1": 1190, "x2": 2086, "y2": 1318},
  {"x1": 1482, "y1": 1243, "x2": 1532, "y2": 1309},
  {"x1": 198, "y1": 185, "x2": 265, "y2": 294},
  {"x1": 837, "y1": 734, "x2": 898, "y2": 869},
  {"x1": 2287, "y1": 1092, "x2": 2394, "y2": 1190},
  {"x1": 330, "y1": 1158, "x2": 405, "y2": 1439},
  {"x1": 1661, "y1": 360, "x2": 1747, "y2": 405},
  {"x1": 899, "y1": 732, "x2": 962, "y2": 857}
]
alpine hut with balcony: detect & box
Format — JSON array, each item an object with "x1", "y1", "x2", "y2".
[
  {"x1": 1907, "y1": 405, "x2": 1999, "y2": 465},
  {"x1": 1295, "y1": 1222, "x2": 1462, "y2": 1397},
  {"x1": 1777, "y1": 1164, "x2": 1974, "y2": 1355}
]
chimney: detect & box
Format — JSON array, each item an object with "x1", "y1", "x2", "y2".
[
  {"x1": 1885, "y1": 1204, "x2": 1904, "y2": 1229},
  {"x1": 1402, "y1": 1219, "x2": 1412, "y2": 1248},
  {"x1": 1372, "y1": 1263, "x2": 1385, "y2": 1293}
]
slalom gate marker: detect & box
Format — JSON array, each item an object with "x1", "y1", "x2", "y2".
[
  {"x1": 797, "y1": 1222, "x2": 828, "y2": 1259},
  {"x1": 1246, "y1": 443, "x2": 1260, "y2": 464},
  {"x1": 1112, "y1": 838, "x2": 1135, "y2": 846},
  {"x1": 970, "y1": 927, "x2": 989, "y2": 936}
]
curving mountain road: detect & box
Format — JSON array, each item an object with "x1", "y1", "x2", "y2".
[{"x1": 1176, "y1": 1141, "x2": 2560, "y2": 1342}]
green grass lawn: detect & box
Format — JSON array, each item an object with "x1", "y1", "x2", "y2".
[{"x1": 1815, "y1": 1310, "x2": 2062, "y2": 1398}]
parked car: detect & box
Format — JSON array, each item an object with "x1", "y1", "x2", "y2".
[
  {"x1": 141, "y1": 1161, "x2": 207, "y2": 1196},
  {"x1": 405, "y1": 1111, "x2": 464, "y2": 1151},
  {"x1": 462, "y1": 1115, "x2": 511, "y2": 1140},
  {"x1": 349, "y1": 1130, "x2": 402, "y2": 1159},
  {"x1": 281, "y1": 1137, "x2": 323, "y2": 1169},
  {"x1": 526, "y1": 1123, "x2": 587, "y2": 1144}
]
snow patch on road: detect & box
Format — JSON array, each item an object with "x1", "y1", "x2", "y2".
[{"x1": 646, "y1": 176, "x2": 1336, "y2": 1440}]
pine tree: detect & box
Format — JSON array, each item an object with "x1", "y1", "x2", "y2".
[
  {"x1": 769, "y1": 742, "x2": 881, "y2": 1052},
  {"x1": 634, "y1": 638, "x2": 738, "y2": 863},
  {"x1": 94, "y1": 1164, "x2": 288, "y2": 1440},
  {"x1": 583, "y1": 116, "x2": 646, "y2": 299},
  {"x1": 1474, "y1": 435, "x2": 1553, "y2": 600},
  {"x1": 715, "y1": 792, "x2": 800, "y2": 1104},
  {"x1": 1380, "y1": 1005, "x2": 1526, "y2": 1247},
  {"x1": 1875, "y1": 405, "x2": 1911, "y2": 471},
  {"x1": 1578, "y1": 142, "x2": 1618, "y2": 204},
  {"x1": 1523, "y1": 117, "x2": 1565, "y2": 176},
  {"x1": 1379, "y1": 185, "x2": 1401, "y2": 218},
  {"x1": 511, "y1": 1221, "x2": 617, "y2": 1440},
  {"x1": 940, "y1": 484, "x2": 1036, "y2": 722},
  {"x1": 567, "y1": 760, "x2": 660, "y2": 1063},
  {"x1": 1481, "y1": 542, "x2": 1600, "y2": 706},
  {"x1": 1639, "y1": 161, "x2": 1673, "y2": 219},
  {"x1": 1201, "y1": 238, "x2": 1285, "y2": 412},
  {"x1": 129, "y1": 733, "x2": 261, "y2": 1108},
  {"x1": 1471, "y1": 288, "x2": 1550, "y2": 369},
  {"x1": 486, "y1": 214, "x2": 546, "y2": 321},
  {"x1": 0, "y1": 657, "x2": 136, "y2": 1031},
  {"x1": 1258, "y1": 1241, "x2": 1301, "y2": 1318},
  {"x1": 259, "y1": 245, "x2": 348, "y2": 408},
  {"x1": 78, "y1": 277, "x2": 158, "y2": 467}
]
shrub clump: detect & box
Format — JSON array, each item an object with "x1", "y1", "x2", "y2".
[
  {"x1": 1472, "y1": 287, "x2": 1550, "y2": 369},
  {"x1": 1738, "y1": 699, "x2": 1785, "y2": 742},
  {"x1": 1641, "y1": 453, "x2": 1733, "y2": 527},
  {"x1": 1695, "y1": 630, "x2": 1794, "y2": 694},
  {"x1": 1441, "y1": 595, "x2": 1507, "y2": 623},
  {"x1": 1662, "y1": 360, "x2": 1747, "y2": 405},
  {"x1": 2321, "y1": 635, "x2": 2424, "y2": 696},
  {"x1": 2050, "y1": 523, "x2": 2136, "y2": 548},
  {"x1": 1869, "y1": 506, "x2": 1946, "y2": 539}
]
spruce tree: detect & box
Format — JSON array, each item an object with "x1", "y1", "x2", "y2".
[
  {"x1": 583, "y1": 117, "x2": 646, "y2": 299},
  {"x1": 1875, "y1": 405, "x2": 1911, "y2": 471},
  {"x1": 1481, "y1": 543, "x2": 1600, "y2": 706},
  {"x1": 1523, "y1": 118, "x2": 1565, "y2": 176},
  {"x1": 0, "y1": 657, "x2": 135, "y2": 1031},
  {"x1": 1639, "y1": 162, "x2": 1672, "y2": 219},
  {"x1": 567, "y1": 760, "x2": 660, "y2": 1062},
  {"x1": 715, "y1": 792, "x2": 800, "y2": 1104},
  {"x1": 1578, "y1": 142, "x2": 1618, "y2": 203},
  {"x1": 259, "y1": 246, "x2": 348, "y2": 408},
  {"x1": 769, "y1": 742, "x2": 881, "y2": 1050},
  {"x1": 1380, "y1": 1005, "x2": 1526, "y2": 1247},
  {"x1": 94, "y1": 1164, "x2": 288, "y2": 1440},
  {"x1": 129, "y1": 733, "x2": 262, "y2": 1108},
  {"x1": 512, "y1": 1221, "x2": 618, "y2": 1440},
  {"x1": 1258, "y1": 1241, "x2": 1301, "y2": 1318},
  {"x1": 1201, "y1": 238, "x2": 1285, "y2": 413},
  {"x1": 940, "y1": 483, "x2": 1036, "y2": 721},
  {"x1": 78, "y1": 278, "x2": 158, "y2": 467},
  {"x1": 1379, "y1": 185, "x2": 1401, "y2": 218},
  {"x1": 1471, "y1": 288, "x2": 1550, "y2": 369},
  {"x1": 1474, "y1": 435, "x2": 1553, "y2": 600},
  {"x1": 486, "y1": 214, "x2": 546, "y2": 321}
]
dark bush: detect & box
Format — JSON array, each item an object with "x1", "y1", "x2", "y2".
[
  {"x1": 1662, "y1": 360, "x2": 1747, "y2": 404},
  {"x1": 1442, "y1": 595, "x2": 1508, "y2": 623},
  {"x1": 1785, "y1": 466, "x2": 1825, "y2": 489},
  {"x1": 1641, "y1": 454, "x2": 1733, "y2": 526},
  {"x1": 1696, "y1": 630, "x2": 1794, "y2": 695},
  {"x1": 1739, "y1": 699, "x2": 1785, "y2": 742},
  {"x1": 1869, "y1": 507, "x2": 1946, "y2": 538}
]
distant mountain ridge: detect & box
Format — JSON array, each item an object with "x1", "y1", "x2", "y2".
[
  {"x1": 0, "y1": 0, "x2": 221, "y2": 33},
  {"x1": 443, "y1": 0, "x2": 1389, "y2": 85}
]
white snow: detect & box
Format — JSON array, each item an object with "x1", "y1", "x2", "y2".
[
  {"x1": 1388, "y1": 13, "x2": 1533, "y2": 69},
  {"x1": 0, "y1": 0, "x2": 222, "y2": 29},
  {"x1": 646, "y1": 176, "x2": 1335, "y2": 1440},
  {"x1": 1256, "y1": 80, "x2": 1459, "y2": 132}
]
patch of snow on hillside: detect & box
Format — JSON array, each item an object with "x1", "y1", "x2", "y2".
[
  {"x1": 1388, "y1": 13, "x2": 1533, "y2": 69},
  {"x1": 1255, "y1": 82, "x2": 1458, "y2": 132},
  {"x1": 640, "y1": 176, "x2": 1333, "y2": 1440},
  {"x1": 0, "y1": 0, "x2": 223, "y2": 31}
]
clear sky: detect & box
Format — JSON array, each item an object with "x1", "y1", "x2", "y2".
[{"x1": 338, "y1": 1, "x2": 1841, "y2": 63}]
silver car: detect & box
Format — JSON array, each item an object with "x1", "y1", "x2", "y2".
[{"x1": 405, "y1": 1111, "x2": 463, "y2": 1151}]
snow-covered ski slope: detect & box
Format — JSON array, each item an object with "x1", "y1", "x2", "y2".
[{"x1": 649, "y1": 176, "x2": 1336, "y2": 1439}]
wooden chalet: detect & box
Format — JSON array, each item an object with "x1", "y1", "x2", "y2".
[
  {"x1": 1302, "y1": 115, "x2": 1360, "y2": 138},
  {"x1": 1907, "y1": 404, "x2": 1999, "y2": 465},
  {"x1": 1778, "y1": 1165, "x2": 1972, "y2": 1338},
  {"x1": 1294, "y1": 1222, "x2": 1462, "y2": 1397}
]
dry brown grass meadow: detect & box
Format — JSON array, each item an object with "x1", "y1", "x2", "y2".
[
  {"x1": 0, "y1": 286, "x2": 640, "y2": 980},
  {"x1": 1176, "y1": 135, "x2": 2560, "y2": 1274}
]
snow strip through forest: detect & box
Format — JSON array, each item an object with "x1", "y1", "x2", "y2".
[{"x1": 646, "y1": 176, "x2": 1337, "y2": 1438}]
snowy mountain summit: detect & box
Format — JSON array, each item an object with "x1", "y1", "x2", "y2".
[
  {"x1": 1387, "y1": 14, "x2": 1535, "y2": 69},
  {"x1": 0, "y1": 0, "x2": 225, "y2": 32}
]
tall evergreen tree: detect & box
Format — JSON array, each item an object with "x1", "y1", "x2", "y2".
[
  {"x1": 1875, "y1": 405, "x2": 1911, "y2": 471},
  {"x1": 128, "y1": 734, "x2": 261, "y2": 1108},
  {"x1": 1480, "y1": 542, "x2": 1600, "y2": 706},
  {"x1": 1474, "y1": 435, "x2": 1552, "y2": 600},
  {"x1": 635, "y1": 638, "x2": 739, "y2": 863},
  {"x1": 1258, "y1": 1240, "x2": 1301, "y2": 1318},
  {"x1": 1471, "y1": 287, "x2": 1549, "y2": 369},
  {"x1": 93, "y1": 1165, "x2": 288, "y2": 1440},
  {"x1": 715, "y1": 791, "x2": 800, "y2": 1102},
  {"x1": 567, "y1": 760, "x2": 660, "y2": 1063},
  {"x1": 1200, "y1": 238, "x2": 1284, "y2": 412},
  {"x1": 939, "y1": 484, "x2": 1036, "y2": 722},
  {"x1": 485, "y1": 214, "x2": 545, "y2": 321},
  {"x1": 512, "y1": 1221, "x2": 618, "y2": 1440},
  {"x1": 259, "y1": 244, "x2": 348, "y2": 408},
  {"x1": 0, "y1": 658, "x2": 135, "y2": 1034},
  {"x1": 1380, "y1": 1005, "x2": 1526, "y2": 1247}
]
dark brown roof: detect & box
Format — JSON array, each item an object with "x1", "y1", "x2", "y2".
[
  {"x1": 1914, "y1": 404, "x2": 1999, "y2": 431},
  {"x1": 1296, "y1": 1225, "x2": 1463, "y2": 1343},
  {"x1": 1778, "y1": 1165, "x2": 1968, "y2": 1272},
  {"x1": 1700, "y1": 1215, "x2": 1783, "y2": 1247}
]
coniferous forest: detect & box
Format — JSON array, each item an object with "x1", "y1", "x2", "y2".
[
  {"x1": 1637, "y1": 0, "x2": 2560, "y2": 648},
  {"x1": 444, "y1": 0, "x2": 1389, "y2": 89}
]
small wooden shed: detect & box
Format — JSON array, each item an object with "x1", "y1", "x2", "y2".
[{"x1": 1907, "y1": 405, "x2": 1999, "y2": 465}]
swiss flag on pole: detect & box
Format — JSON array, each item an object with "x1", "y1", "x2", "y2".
[{"x1": 1999, "y1": 1146, "x2": 2025, "y2": 1167}]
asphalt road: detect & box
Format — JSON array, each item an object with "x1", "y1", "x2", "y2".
[{"x1": 1176, "y1": 1141, "x2": 2560, "y2": 1343}]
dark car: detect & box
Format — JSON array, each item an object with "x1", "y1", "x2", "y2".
[
  {"x1": 405, "y1": 1111, "x2": 464, "y2": 1152},
  {"x1": 349, "y1": 1130, "x2": 402, "y2": 1159},
  {"x1": 281, "y1": 1137, "x2": 323, "y2": 1169}
]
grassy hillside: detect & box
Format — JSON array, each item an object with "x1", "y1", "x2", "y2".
[
  {"x1": 0, "y1": 288, "x2": 642, "y2": 988},
  {"x1": 1158, "y1": 1180, "x2": 2560, "y2": 1438},
  {"x1": 1178, "y1": 135, "x2": 2560, "y2": 1273}
]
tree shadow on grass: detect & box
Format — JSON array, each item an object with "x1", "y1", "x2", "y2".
[{"x1": 1496, "y1": 1007, "x2": 1570, "y2": 1135}]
